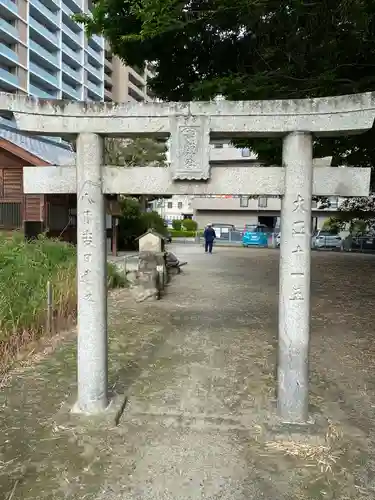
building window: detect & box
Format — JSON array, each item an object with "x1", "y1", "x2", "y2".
[
  {"x1": 178, "y1": 202, "x2": 182, "y2": 209},
  {"x1": 0, "y1": 202, "x2": 22, "y2": 228},
  {"x1": 240, "y1": 196, "x2": 249, "y2": 208},
  {"x1": 241, "y1": 148, "x2": 251, "y2": 157},
  {"x1": 167, "y1": 202, "x2": 173, "y2": 209},
  {"x1": 213, "y1": 143, "x2": 223, "y2": 148},
  {"x1": 258, "y1": 197, "x2": 268, "y2": 208}
]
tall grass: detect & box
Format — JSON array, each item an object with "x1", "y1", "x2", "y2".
[{"x1": 0, "y1": 232, "x2": 125, "y2": 374}]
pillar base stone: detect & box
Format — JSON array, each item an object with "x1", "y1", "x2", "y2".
[
  {"x1": 68, "y1": 393, "x2": 128, "y2": 426},
  {"x1": 264, "y1": 413, "x2": 325, "y2": 444}
]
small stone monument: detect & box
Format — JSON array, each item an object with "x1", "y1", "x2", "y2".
[
  {"x1": 130, "y1": 229, "x2": 168, "y2": 302},
  {"x1": 136, "y1": 229, "x2": 166, "y2": 253}
]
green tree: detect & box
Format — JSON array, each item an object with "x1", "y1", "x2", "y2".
[
  {"x1": 337, "y1": 195, "x2": 375, "y2": 230},
  {"x1": 104, "y1": 137, "x2": 167, "y2": 168},
  {"x1": 182, "y1": 219, "x2": 198, "y2": 231},
  {"x1": 172, "y1": 220, "x2": 182, "y2": 231},
  {"x1": 322, "y1": 217, "x2": 343, "y2": 234},
  {"x1": 76, "y1": 0, "x2": 375, "y2": 175},
  {"x1": 104, "y1": 137, "x2": 168, "y2": 211},
  {"x1": 140, "y1": 210, "x2": 167, "y2": 235},
  {"x1": 118, "y1": 197, "x2": 166, "y2": 249}
]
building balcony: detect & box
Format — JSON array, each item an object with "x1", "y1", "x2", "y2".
[
  {"x1": 104, "y1": 72, "x2": 112, "y2": 85},
  {"x1": 62, "y1": 62, "x2": 82, "y2": 85},
  {"x1": 86, "y1": 45, "x2": 102, "y2": 65},
  {"x1": 62, "y1": 81, "x2": 82, "y2": 100},
  {"x1": 62, "y1": 23, "x2": 82, "y2": 47},
  {"x1": 61, "y1": 2, "x2": 76, "y2": 19},
  {"x1": 128, "y1": 67, "x2": 146, "y2": 86},
  {"x1": 0, "y1": 0, "x2": 18, "y2": 16},
  {"x1": 191, "y1": 197, "x2": 283, "y2": 212},
  {"x1": 29, "y1": 61, "x2": 59, "y2": 89},
  {"x1": 0, "y1": 42, "x2": 18, "y2": 65},
  {"x1": 62, "y1": 0, "x2": 83, "y2": 15},
  {"x1": 86, "y1": 80, "x2": 103, "y2": 98},
  {"x1": 0, "y1": 67, "x2": 19, "y2": 91},
  {"x1": 86, "y1": 62, "x2": 102, "y2": 82},
  {"x1": 29, "y1": 17, "x2": 59, "y2": 47},
  {"x1": 104, "y1": 57, "x2": 112, "y2": 71},
  {"x1": 128, "y1": 81, "x2": 145, "y2": 102},
  {"x1": 29, "y1": 83, "x2": 58, "y2": 99},
  {"x1": 29, "y1": 0, "x2": 60, "y2": 28},
  {"x1": 29, "y1": 40, "x2": 60, "y2": 70},
  {"x1": 61, "y1": 43, "x2": 82, "y2": 67},
  {"x1": 88, "y1": 34, "x2": 103, "y2": 51},
  {"x1": 104, "y1": 88, "x2": 112, "y2": 101},
  {"x1": 0, "y1": 18, "x2": 19, "y2": 43}
]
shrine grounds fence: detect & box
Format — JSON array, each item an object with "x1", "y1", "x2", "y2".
[
  {"x1": 173, "y1": 232, "x2": 375, "y2": 253},
  {"x1": 185, "y1": 231, "x2": 277, "y2": 247}
]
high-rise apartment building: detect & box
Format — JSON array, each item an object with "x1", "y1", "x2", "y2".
[
  {"x1": 0, "y1": 0, "x2": 151, "y2": 102},
  {"x1": 104, "y1": 42, "x2": 152, "y2": 102},
  {"x1": 0, "y1": 0, "x2": 105, "y2": 100}
]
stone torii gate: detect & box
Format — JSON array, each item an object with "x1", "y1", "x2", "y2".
[{"x1": 1, "y1": 92, "x2": 372, "y2": 424}]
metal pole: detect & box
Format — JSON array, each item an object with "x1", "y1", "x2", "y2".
[{"x1": 46, "y1": 280, "x2": 53, "y2": 335}]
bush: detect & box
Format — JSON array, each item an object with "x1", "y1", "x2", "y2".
[
  {"x1": 0, "y1": 232, "x2": 125, "y2": 374},
  {"x1": 182, "y1": 219, "x2": 198, "y2": 231},
  {"x1": 118, "y1": 197, "x2": 167, "y2": 250},
  {"x1": 172, "y1": 220, "x2": 182, "y2": 230},
  {"x1": 140, "y1": 211, "x2": 167, "y2": 236},
  {"x1": 322, "y1": 217, "x2": 343, "y2": 234},
  {"x1": 170, "y1": 230, "x2": 197, "y2": 237}
]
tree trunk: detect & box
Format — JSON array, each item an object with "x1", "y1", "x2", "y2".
[{"x1": 139, "y1": 195, "x2": 148, "y2": 212}]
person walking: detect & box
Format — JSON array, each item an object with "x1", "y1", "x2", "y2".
[{"x1": 203, "y1": 223, "x2": 216, "y2": 253}]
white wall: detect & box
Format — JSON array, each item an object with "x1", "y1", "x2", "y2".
[{"x1": 150, "y1": 195, "x2": 194, "y2": 220}]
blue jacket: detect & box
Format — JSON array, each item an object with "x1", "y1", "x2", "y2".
[{"x1": 204, "y1": 227, "x2": 216, "y2": 242}]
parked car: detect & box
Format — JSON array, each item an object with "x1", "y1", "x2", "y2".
[
  {"x1": 352, "y1": 233, "x2": 375, "y2": 251},
  {"x1": 242, "y1": 224, "x2": 269, "y2": 247},
  {"x1": 312, "y1": 230, "x2": 341, "y2": 249},
  {"x1": 276, "y1": 230, "x2": 341, "y2": 249}
]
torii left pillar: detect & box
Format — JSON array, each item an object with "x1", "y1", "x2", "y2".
[{"x1": 73, "y1": 132, "x2": 109, "y2": 414}]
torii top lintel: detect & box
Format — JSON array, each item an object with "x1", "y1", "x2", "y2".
[{"x1": 1, "y1": 91, "x2": 375, "y2": 138}]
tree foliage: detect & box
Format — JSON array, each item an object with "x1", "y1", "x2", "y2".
[
  {"x1": 118, "y1": 197, "x2": 167, "y2": 249},
  {"x1": 104, "y1": 137, "x2": 167, "y2": 167},
  {"x1": 76, "y1": 0, "x2": 375, "y2": 173},
  {"x1": 104, "y1": 136, "x2": 168, "y2": 210},
  {"x1": 171, "y1": 219, "x2": 182, "y2": 231},
  {"x1": 336, "y1": 195, "x2": 375, "y2": 230},
  {"x1": 182, "y1": 218, "x2": 198, "y2": 231}
]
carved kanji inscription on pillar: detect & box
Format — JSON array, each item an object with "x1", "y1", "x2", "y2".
[
  {"x1": 292, "y1": 221, "x2": 305, "y2": 235},
  {"x1": 169, "y1": 115, "x2": 210, "y2": 180},
  {"x1": 290, "y1": 285, "x2": 304, "y2": 301},
  {"x1": 293, "y1": 194, "x2": 306, "y2": 213}
]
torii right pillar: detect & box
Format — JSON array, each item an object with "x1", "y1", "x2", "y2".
[{"x1": 278, "y1": 131, "x2": 313, "y2": 423}]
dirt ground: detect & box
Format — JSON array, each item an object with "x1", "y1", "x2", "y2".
[{"x1": 1, "y1": 245, "x2": 375, "y2": 499}]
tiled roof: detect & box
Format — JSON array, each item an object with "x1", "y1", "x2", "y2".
[{"x1": 0, "y1": 118, "x2": 75, "y2": 166}]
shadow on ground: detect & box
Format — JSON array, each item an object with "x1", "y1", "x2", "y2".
[{"x1": 1, "y1": 246, "x2": 375, "y2": 499}]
